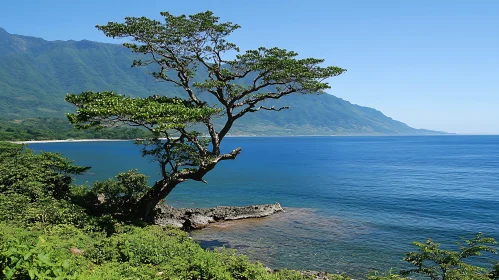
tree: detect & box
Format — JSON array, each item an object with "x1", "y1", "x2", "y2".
[
  {"x1": 401, "y1": 233, "x2": 499, "y2": 280},
  {"x1": 65, "y1": 11, "x2": 346, "y2": 219}
]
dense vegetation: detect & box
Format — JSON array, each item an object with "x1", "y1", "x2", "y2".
[
  {"x1": 0, "y1": 9, "x2": 491, "y2": 280},
  {"x1": 0, "y1": 141, "x2": 345, "y2": 279},
  {"x1": 0, "y1": 26, "x2": 442, "y2": 136},
  {"x1": 1, "y1": 141, "x2": 498, "y2": 279},
  {"x1": 0, "y1": 118, "x2": 151, "y2": 141}
]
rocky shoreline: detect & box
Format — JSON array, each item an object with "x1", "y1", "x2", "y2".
[
  {"x1": 152, "y1": 202, "x2": 284, "y2": 230},
  {"x1": 151, "y1": 203, "x2": 345, "y2": 280}
]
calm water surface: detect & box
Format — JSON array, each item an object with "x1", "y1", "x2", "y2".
[{"x1": 29, "y1": 136, "x2": 499, "y2": 277}]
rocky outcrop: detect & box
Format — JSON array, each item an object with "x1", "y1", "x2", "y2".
[{"x1": 153, "y1": 202, "x2": 284, "y2": 230}]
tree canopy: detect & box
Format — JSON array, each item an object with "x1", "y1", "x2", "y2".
[{"x1": 66, "y1": 10, "x2": 346, "y2": 219}]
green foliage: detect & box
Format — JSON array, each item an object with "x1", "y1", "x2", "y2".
[
  {"x1": 0, "y1": 118, "x2": 152, "y2": 141},
  {"x1": 401, "y1": 233, "x2": 499, "y2": 280},
  {"x1": 0, "y1": 27, "x2": 183, "y2": 119},
  {"x1": 0, "y1": 142, "x2": 341, "y2": 279},
  {"x1": 71, "y1": 170, "x2": 151, "y2": 217},
  {"x1": 0, "y1": 193, "x2": 85, "y2": 228},
  {"x1": 0, "y1": 142, "x2": 88, "y2": 227},
  {"x1": 0, "y1": 223, "x2": 334, "y2": 280},
  {"x1": 0, "y1": 142, "x2": 88, "y2": 199},
  {"x1": 66, "y1": 92, "x2": 221, "y2": 132},
  {"x1": 64, "y1": 10, "x2": 348, "y2": 218},
  {"x1": 91, "y1": 170, "x2": 149, "y2": 206},
  {"x1": 1, "y1": 141, "x2": 498, "y2": 280},
  {"x1": 0, "y1": 142, "x2": 115, "y2": 232},
  {"x1": 0, "y1": 27, "x2": 442, "y2": 136},
  {"x1": 0, "y1": 224, "x2": 91, "y2": 279}
]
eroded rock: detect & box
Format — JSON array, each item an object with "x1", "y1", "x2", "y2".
[{"x1": 153, "y1": 202, "x2": 283, "y2": 230}]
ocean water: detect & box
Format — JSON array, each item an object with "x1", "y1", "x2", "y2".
[{"x1": 29, "y1": 136, "x2": 499, "y2": 277}]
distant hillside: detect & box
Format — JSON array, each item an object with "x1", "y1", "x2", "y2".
[{"x1": 0, "y1": 27, "x2": 444, "y2": 135}]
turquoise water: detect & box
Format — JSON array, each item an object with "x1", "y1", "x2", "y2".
[{"x1": 29, "y1": 136, "x2": 499, "y2": 277}]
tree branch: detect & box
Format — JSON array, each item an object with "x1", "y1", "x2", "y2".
[{"x1": 232, "y1": 88, "x2": 297, "y2": 120}]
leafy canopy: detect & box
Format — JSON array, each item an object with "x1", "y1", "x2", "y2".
[
  {"x1": 65, "y1": 10, "x2": 346, "y2": 218},
  {"x1": 66, "y1": 92, "x2": 220, "y2": 132}
]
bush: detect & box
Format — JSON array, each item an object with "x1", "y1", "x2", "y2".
[
  {"x1": 0, "y1": 142, "x2": 119, "y2": 234},
  {"x1": 0, "y1": 223, "x2": 92, "y2": 279},
  {"x1": 71, "y1": 170, "x2": 150, "y2": 217},
  {"x1": 1, "y1": 223, "x2": 328, "y2": 279},
  {"x1": 0, "y1": 142, "x2": 89, "y2": 200}
]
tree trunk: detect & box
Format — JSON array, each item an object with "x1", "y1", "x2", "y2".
[{"x1": 134, "y1": 180, "x2": 178, "y2": 220}]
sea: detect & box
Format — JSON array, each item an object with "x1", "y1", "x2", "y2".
[{"x1": 28, "y1": 136, "x2": 499, "y2": 278}]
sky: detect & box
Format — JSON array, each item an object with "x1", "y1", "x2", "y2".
[{"x1": 1, "y1": 0, "x2": 498, "y2": 134}]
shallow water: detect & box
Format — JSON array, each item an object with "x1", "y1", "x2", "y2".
[
  {"x1": 191, "y1": 208, "x2": 373, "y2": 275},
  {"x1": 29, "y1": 136, "x2": 499, "y2": 278}
]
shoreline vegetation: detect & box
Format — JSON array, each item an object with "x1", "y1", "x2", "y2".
[
  {"x1": 0, "y1": 117, "x2": 452, "y2": 143},
  {"x1": 0, "y1": 7, "x2": 495, "y2": 278},
  {"x1": 2, "y1": 141, "x2": 498, "y2": 279},
  {"x1": 0, "y1": 141, "x2": 354, "y2": 279}
]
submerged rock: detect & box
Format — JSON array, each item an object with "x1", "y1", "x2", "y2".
[{"x1": 153, "y1": 202, "x2": 284, "y2": 230}]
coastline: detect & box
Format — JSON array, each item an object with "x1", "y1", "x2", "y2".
[
  {"x1": 12, "y1": 139, "x2": 130, "y2": 144},
  {"x1": 8, "y1": 133, "x2": 464, "y2": 145}
]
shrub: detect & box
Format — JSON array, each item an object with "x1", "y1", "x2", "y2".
[
  {"x1": 71, "y1": 170, "x2": 150, "y2": 217},
  {"x1": 401, "y1": 233, "x2": 499, "y2": 280}
]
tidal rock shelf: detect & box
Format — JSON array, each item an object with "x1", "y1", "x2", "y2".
[{"x1": 153, "y1": 202, "x2": 284, "y2": 230}]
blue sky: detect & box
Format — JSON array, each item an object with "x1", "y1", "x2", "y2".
[{"x1": 1, "y1": 0, "x2": 498, "y2": 134}]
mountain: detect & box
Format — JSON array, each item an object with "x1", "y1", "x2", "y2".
[{"x1": 0, "y1": 27, "x2": 444, "y2": 135}]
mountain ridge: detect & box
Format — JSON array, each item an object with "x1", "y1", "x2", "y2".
[{"x1": 0, "y1": 27, "x2": 446, "y2": 135}]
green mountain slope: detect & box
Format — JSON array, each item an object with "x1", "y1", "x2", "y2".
[{"x1": 0, "y1": 27, "x2": 443, "y2": 135}]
